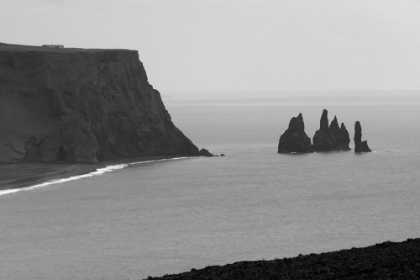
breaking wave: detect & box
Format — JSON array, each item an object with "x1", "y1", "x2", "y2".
[{"x1": 0, "y1": 157, "x2": 190, "y2": 197}]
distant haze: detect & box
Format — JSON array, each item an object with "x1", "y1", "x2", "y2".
[{"x1": 1, "y1": 0, "x2": 420, "y2": 92}]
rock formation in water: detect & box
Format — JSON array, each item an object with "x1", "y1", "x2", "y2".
[
  {"x1": 0, "y1": 43, "x2": 202, "y2": 163},
  {"x1": 198, "y1": 148, "x2": 214, "y2": 157},
  {"x1": 354, "y1": 121, "x2": 372, "y2": 153},
  {"x1": 339, "y1": 123, "x2": 351, "y2": 150},
  {"x1": 312, "y1": 109, "x2": 350, "y2": 152},
  {"x1": 278, "y1": 113, "x2": 314, "y2": 153}
]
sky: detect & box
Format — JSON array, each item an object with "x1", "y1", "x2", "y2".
[{"x1": 1, "y1": 0, "x2": 420, "y2": 92}]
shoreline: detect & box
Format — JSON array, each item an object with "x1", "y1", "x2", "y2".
[{"x1": 0, "y1": 155, "x2": 193, "y2": 192}]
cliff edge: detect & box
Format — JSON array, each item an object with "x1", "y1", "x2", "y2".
[{"x1": 0, "y1": 43, "x2": 199, "y2": 163}]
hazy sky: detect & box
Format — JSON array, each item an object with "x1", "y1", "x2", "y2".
[{"x1": 2, "y1": 0, "x2": 420, "y2": 91}]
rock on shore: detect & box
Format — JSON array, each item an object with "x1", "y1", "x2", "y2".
[
  {"x1": 0, "y1": 43, "x2": 201, "y2": 163},
  {"x1": 277, "y1": 113, "x2": 314, "y2": 153}
]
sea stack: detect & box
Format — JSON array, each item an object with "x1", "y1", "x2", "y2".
[
  {"x1": 278, "y1": 113, "x2": 314, "y2": 153},
  {"x1": 0, "y1": 43, "x2": 202, "y2": 163},
  {"x1": 339, "y1": 123, "x2": 351, "y2": 150},
  {"x1": 312, "y1": 109, "x2": 350, "y2": 152},
  {"x1": 354, "y1": 121, "x2": 372, "y2": 153}
]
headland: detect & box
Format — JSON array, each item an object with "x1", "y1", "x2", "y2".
[{"x1": 0, "y1": 42, "x2": 201, "y2": 164}]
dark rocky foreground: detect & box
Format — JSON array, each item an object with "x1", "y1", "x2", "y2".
[
  {"x1": 0, "y1": 43, "x2": 202, "y2": 163},
  {"x1": 147, "y1": 238, "x2": 420, "y2": 280}
]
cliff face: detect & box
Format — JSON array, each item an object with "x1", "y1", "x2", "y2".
[{"x1": 0, "y1": 43, "x2": 199, "y2": 163}]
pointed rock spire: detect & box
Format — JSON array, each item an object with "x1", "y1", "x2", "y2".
[
  {"x1": 340, "y1": 123, "x2": 351, "y2": 150},
  {"x1": 288, "y1": 113, "x2": 305, "y2": 133},
  {"x1": 329, "y1": 116, "x2": 340, "y2": 134},
  {"x1": 312, "y1": 109, "x2": 351, "y2": 151},
  {"x1": 320, "y1": 109, "x2": 329, "y2": 133},
  {"x1": 354, "y1": 121, "x2": 371, "y2": 153}
]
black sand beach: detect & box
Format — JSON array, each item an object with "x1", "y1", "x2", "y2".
[
  {"x1": 0, "y1": 163, "x2": 98, "y2": 191},
  {"x1": 0, "y1": 156, "x2": 190, "y2": 192}
]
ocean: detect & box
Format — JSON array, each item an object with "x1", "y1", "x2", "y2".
[{"x1": 0, "y1": 91, "x2": 419, "y2": 279}]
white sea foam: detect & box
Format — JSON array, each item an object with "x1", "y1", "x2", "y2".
[
  {"x1": 0, "y1": 163, "x2": 128, "y2": 197},
  {"x1": 0, "y1": 188, "x2": 23, "y2": 196},
  {"x1": 0, "y1": 157, "x2": 191, "y2": 197},
  {"x1": 128, "y1": 157, "x2": 189, "y2": 166}
]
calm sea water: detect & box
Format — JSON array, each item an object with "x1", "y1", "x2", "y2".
[{"x1": 0, "y1": 91, "x2": 419, "y2": 279}]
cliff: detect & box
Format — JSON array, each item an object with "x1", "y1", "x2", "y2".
[
  {"x1": 277, "y1": 113, "x2": 313, "y2": 153},
  {"x1": 0, "y1": 43, "x2": 199, "y2": 163}
]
